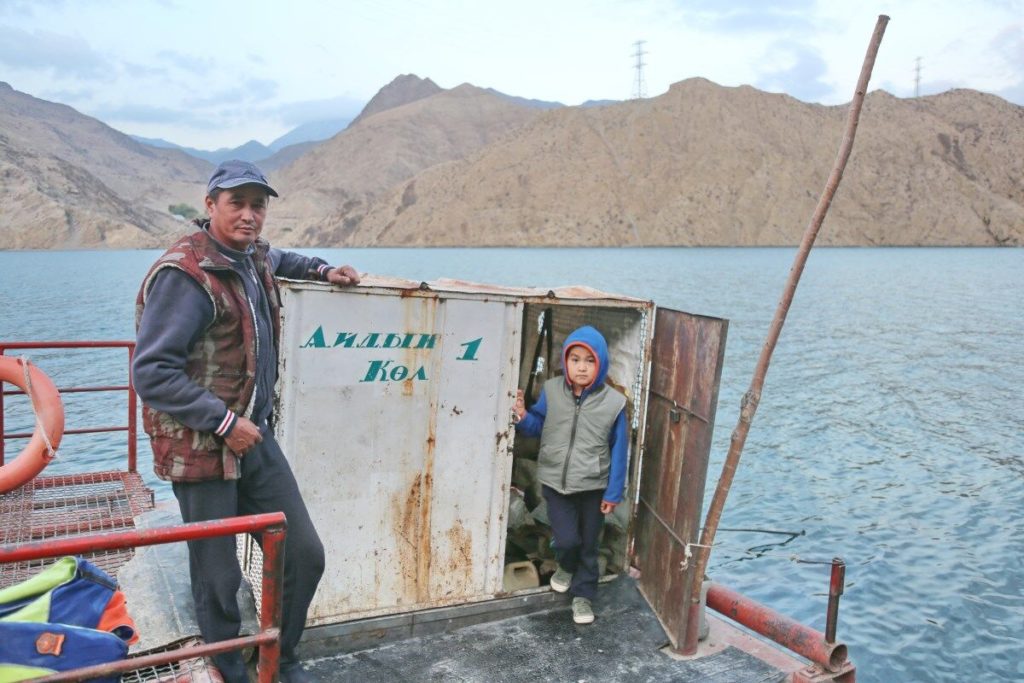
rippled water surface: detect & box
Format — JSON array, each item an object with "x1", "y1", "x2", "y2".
[{"x1": 2, "y1": 247, "x2": 1021, "y2": 682}]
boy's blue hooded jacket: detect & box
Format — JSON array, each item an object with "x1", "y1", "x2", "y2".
[{"x1": 517, "y1": 326, "x2": 629, "y2": 503}]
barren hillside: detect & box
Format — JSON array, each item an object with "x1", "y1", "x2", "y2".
[
  {"x1": 266, "y1": 83, "x2": 544, "y2": 245},
  {"x1": 1, "y1": 76, "x2": 1021, "y2": 250},
  {"x1": 349, "y1": 79, "x2": 1023, "y2": 247},
  {"x1": 0, "y1": 82, "x2": 210, "y2": 249}
]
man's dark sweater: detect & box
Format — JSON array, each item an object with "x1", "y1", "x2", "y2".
[{"x1": 133, "y1": 235, "x2": 329, "y2": 437}]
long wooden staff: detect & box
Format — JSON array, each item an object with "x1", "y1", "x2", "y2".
[{"x1": 682, "y1": 14, "x2": 890, "y2": 653}]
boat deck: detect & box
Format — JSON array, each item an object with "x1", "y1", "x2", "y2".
[
  {"x1": 0, "y1": 470, "x2": 154, "y2": 589},
  {"x1": 299, "y1": 576, "x2": 800, "y2": 683}
]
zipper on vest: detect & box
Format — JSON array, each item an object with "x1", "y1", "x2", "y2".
[{"x1": 560, "y1": 395, "x2": 583, "y2": 491}]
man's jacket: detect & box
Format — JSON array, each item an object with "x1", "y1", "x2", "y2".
[{"x1": 135, "y1": 229, "x2": 281, "y2": 482}]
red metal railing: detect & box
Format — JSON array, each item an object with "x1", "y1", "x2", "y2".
[
  {"x1": 0, "y1": 341, "x2": 138, "y2": 471},
  {"x1": 0, "y1": 512, "x2": 287, "y2": 683},
  {"x1": 705, "y1": 558, "x2": 855, "y2": 682}
]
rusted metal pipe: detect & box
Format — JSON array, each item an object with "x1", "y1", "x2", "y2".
[
  {"x1": 127, "y1": 343, "x2": 138, "y2": 473},
  {"x1": 4, "y1": 425, "x2": 130, "y2": 439},
  {"x1": 0, "y1": 341, "x2": 138, "y2": 472},
  {"x1": 31, "y1": 630, "x2": 280, "y2": 682},
  {"x1": 0, "y1": 512, "x2": 287, "y2": 562},
  {"x1": 259, "y1": 523, "x2": 287, "y2": 682},
  {"x1": 706, "y1": 582, "x2": 848, "y2": 672},
  {"x1": 0, "y1": 513, "x2": 288, "y2": 682},
  {"x1": 826, "y1": 557, "x2": 846, "y2": 644}
]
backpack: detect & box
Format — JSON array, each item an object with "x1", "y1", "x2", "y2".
[{"x1": 0, "y1": 556, "x2": 137, "y2": 683}]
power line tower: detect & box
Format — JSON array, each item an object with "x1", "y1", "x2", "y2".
[
  {"x1": 914, "y1": 56, "x2": 922, "y2": 97},
  {"x1": 632, "y1": 40, "x2": 647, "y2": 99}
]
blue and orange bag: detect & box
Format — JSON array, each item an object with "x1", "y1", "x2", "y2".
[{"x1": 0, "y1": 556, "x2": 138, "y2": 683}]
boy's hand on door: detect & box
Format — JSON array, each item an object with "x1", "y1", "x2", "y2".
[{"x1": 513, "y1": 389, "x2": 526, "y2": 422}]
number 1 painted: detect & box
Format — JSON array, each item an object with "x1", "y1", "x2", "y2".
[{"x1": 456, "y1": 337, "x2": 483, "y2": 361}]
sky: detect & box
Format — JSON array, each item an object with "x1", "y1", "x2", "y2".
[{"x1": 1, "y1": 0, "x2": 1022, "y2": 150}]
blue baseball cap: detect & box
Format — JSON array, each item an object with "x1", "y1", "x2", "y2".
[{"x1": 206, "y1": 159, "x2": 279, "y2": 197}]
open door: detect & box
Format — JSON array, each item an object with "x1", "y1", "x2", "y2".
[{"x1": 633, "y1": 306, "x2": 728, "y2": 648}]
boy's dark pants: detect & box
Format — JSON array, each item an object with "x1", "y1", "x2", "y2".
[
  {"x1": 173, "y1": 431, "x2": 325, "y2": 683},
  {"x1": 542, "y1": 485, "x2": 604, "y2": 601}
]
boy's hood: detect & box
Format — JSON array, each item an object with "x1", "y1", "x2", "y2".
[{"x1": 562, "y1": 325, "x2": 611, "y2": 391}]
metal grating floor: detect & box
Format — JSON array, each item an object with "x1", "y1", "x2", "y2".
[
  {"x1": 0, "y1": 470, "x2": 155, "y2": 589},
  {"x1": 121, "y1": 638, "x2": 228, "y2": 683}
]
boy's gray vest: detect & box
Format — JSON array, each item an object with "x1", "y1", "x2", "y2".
[{"x1": 536, "y1": 376, "x2": 626, "y2": 495}]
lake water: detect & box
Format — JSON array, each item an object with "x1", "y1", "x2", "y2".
[{"x1": 1, "y1": 247, "x2": 1022, "y2": 682}]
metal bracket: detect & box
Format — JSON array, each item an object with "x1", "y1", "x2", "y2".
[{"x1": 790, "y1": 661, "x2": 857, "y2": 683}]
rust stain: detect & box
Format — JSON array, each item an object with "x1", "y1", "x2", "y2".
[
  {"x1": 400, "y1": 295, "x2": 440, "y2": 390},
  {"x1": 416, "y1": 424, "x2": 436, "y2": 604},
  {"x1": 444, "y1": 521, "x2": 473, "y2": 584},
  {"x1": 390, "y1": 474, "x2": 423, "y2": 603}
]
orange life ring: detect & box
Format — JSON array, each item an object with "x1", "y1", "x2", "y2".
[{"x1": 0, "y1": 356, "x2": 64, "y2": 493}]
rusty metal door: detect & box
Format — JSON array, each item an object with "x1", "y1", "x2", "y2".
[
  {"x1": 274, "y1": 283, "x2": 520, "y2": 624},
  {"x1": 634, "y1": 306, "x2": 728, "y2": 648}
]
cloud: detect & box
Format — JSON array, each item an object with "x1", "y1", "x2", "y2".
[
  {"x1": 991, "y1": 23, "x2": 1024, "y2": 104},
  {"x1": 87, "y1": 102, "x2": 213, "y2": 127},
  {"x1": 0, "y1": 0, "x2": 68, "y2": 18},
  {"x1": 122, "y1": 62, "x2": 171, "y2": 79},
  {"x1": 156, "y1": 49, "x2": 214, "y2": 75},
  {"x1": 755, "y1": 42, "x2": 832, "y2": 102},
  {"x1": 43, "y1": 86, "x2": 98, "y2": 104},
  {"x1": 0, "y1": 24, "x2": 109, "y2": 78},
  {"x1": 183, "y1": 78, "x2": 280, "y2": 108}
]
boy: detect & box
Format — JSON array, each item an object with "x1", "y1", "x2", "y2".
[{"x1": 513, "y1": 325, "x2": 628, "y2": 624}]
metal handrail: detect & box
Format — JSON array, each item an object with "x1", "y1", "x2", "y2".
[
  {"x1": 0, "y1": 341, "x2": 138, "y2": 472},
  {"x1": 0, "y1": 512, "x2": 287, "y2": 683}
]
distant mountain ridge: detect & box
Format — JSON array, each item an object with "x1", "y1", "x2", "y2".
[
  {"x1": 1, "y1": 76, "x2": 1021, "y2": 250},
  {"x1": 129, "y1": 116, "x2": 354, "y2": 166}
]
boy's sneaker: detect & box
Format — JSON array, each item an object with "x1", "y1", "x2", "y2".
[
  {"x1": 572, "y1": 597, "x2": 595, "y2": 624},
  {"x1": 550, "y1": 566, "x2": 572, "y2": 593}
]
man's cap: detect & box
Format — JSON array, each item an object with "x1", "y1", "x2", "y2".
[{"x1": 206, "y1": 159, "x2": 279, "y2": 197}]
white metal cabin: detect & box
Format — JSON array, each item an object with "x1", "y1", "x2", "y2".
[{"x1": 261, "y1": 274, "x2": 728, "y2": 649}]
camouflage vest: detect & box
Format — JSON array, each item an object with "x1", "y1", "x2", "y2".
[{"x1": 135, "y1": 230, "x2": 281, "y2": 482}]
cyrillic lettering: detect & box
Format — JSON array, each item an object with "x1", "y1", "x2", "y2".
[
  {"x1": 361, "y1": 360, "x2": 392, "y2": 382},
  {"x1": 301, "y1": 326, "x2": 326, "y2": 348},
  {"x1": 333, "y1": 332, "x2": 357, "y2": 348},
  {"x1": 415, "y1": 334, "x2": 439, "y2": 349}
]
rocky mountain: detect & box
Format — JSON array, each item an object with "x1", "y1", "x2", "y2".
[
  {"x1": 349, "y1": 74, "x2": 443, "y2": 127},
  {"x1": 344, "y1": 79, "x2": 1023, "y2": 247},
  {"x1": 266, "y1": 82, "x2": 545, "y2": 244},
  {"x1": 1, "y1": 76, "x2": 1021, "y2": 250},
  {"x1": 0, "y1": 82, "x2": 210, "y2": 249}
]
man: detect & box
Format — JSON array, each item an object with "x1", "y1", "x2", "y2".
[{"x1": 133, "y1": 160, "x2": 359, "y2": 683}]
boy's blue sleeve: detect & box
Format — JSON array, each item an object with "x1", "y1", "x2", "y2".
[
  {"x1": 603, "y1": 409, "x2": 629, "y2": 503},
  {"x1": 516, "y1": 389, "x2": 547, "y2": 438}
]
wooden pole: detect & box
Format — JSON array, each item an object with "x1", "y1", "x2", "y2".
[{"x1": 681, "y1": 14, "x2": 890, "y2": 654}]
